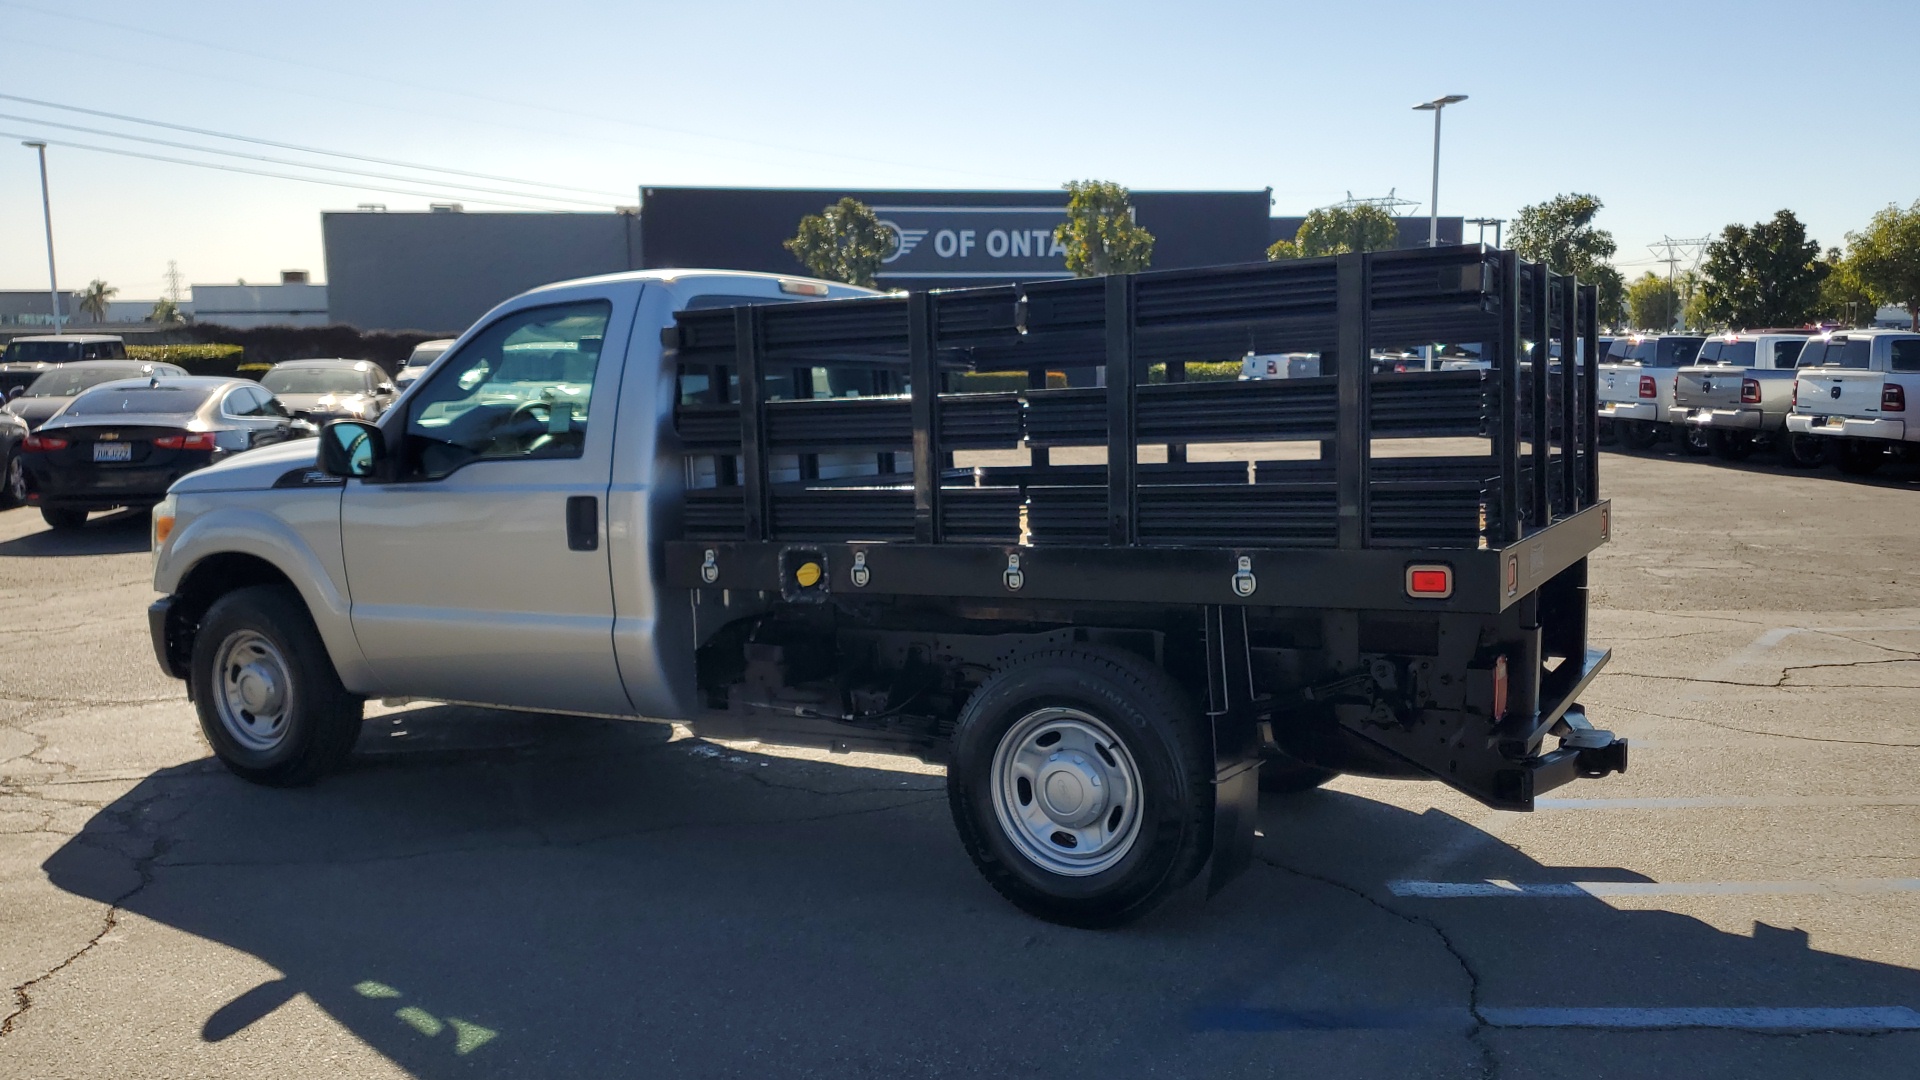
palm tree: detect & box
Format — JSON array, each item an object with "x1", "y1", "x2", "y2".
[{"x1": 77, "y1": 279, "x2": 118, "y2": 324}]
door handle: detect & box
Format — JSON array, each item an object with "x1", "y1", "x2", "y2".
[{"x1": 565, "y1": 495, "x2": 599, "y2": 551}]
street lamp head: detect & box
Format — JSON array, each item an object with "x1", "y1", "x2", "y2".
[
  {"x1": 1413, "y1": 94, "x2": 1469, "y2": 111},
  {"x1": 22, "y1": 140, "x2": 47, "y2": 149}
]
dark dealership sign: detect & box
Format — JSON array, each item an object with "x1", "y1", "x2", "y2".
[{"x1": 871, "y1": 205, "x2": 1072, "y2": 282}]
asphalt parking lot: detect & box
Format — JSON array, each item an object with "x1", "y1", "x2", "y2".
[{"x1": 2, "y1": 444, "x2": 1918, "y2": 1079}]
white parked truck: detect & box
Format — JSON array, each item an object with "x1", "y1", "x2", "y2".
[
  {"x1": 147, "y1": 252, "x2": 1624, "y2": 927},
  {"x1": 1596, "y1": 334, "x2": 1706, "y2": 449},
  {"x1": 1785, "y1": 329, "x2": 1920, "y2": 475},
  {"x1": 1672, "y1": 331, "x2": 1812, "y2": 461}
]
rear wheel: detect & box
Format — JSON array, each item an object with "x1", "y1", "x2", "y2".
[
  {"x1": 947, "y1": 645, "x2": 1212, "y2": 928},
  {"x1": 191, "y1": 584, "x2": 362, "y2": 786},
  {"x1": 1619, "y1": 421, "x2": 1661, "y2": 450},
  {"x1": 1677, "y1": 423, "x2": 1712, "y2": 456},
  {"x1": 1783, "y1": 432, "x2": 1826, "y2": 468},
  {"x1": 3, "y1": 454, "x2": 26, "y2": 508},
  {"x1": 40, "y1": 507, "x2": 87, "y2": 530},
  {"x1": 1708, "y1": 430, "x2": 1755, "y2": 462},
  {"x1": 1836, "y1": 439, "x2": 1887, "y2": 476}
]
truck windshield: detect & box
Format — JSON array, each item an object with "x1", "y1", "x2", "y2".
[
  {"x1": 1797, "y1": 337, "x2": 1872, "y2": 368},
  {"x1": 21, "y1": 365, "x2": 149, "y2": 397},
  {"x1": 261, "y1": 369, "x2": 369, "y2": 394}
]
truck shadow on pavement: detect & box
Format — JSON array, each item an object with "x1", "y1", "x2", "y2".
[
  {"x1": 37, "y1": 706, "x2": 1920, "y2": 1078},
  {"x1": 0, "y1": 509, "x2": 151, "y2": 556}
]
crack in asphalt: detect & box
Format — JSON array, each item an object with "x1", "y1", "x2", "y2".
[
  {"x1": 1255, "y1": 854, "x2": 1499, "y2": 1079},
  {"x1": 1609, "y1": 704, "x2": 1920, "y2": 749},
  {"x1": 0, "y1": 789, "x2": 171, "y2": 1040}
]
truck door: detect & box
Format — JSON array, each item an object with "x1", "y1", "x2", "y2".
[{"x1": 340, "y1": 291, "x2": 636, "y2": 716}]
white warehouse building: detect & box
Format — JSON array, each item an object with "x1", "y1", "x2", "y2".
[{"x1": 190, "y1": 271, "x2": 329, "y2": 328}]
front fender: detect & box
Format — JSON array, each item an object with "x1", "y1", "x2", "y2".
[{"x1": 155, "y1": 490, "x2": 375, "y2": 693}]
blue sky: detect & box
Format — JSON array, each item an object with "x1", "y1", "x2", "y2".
[{"x1": 1, "y1": 0, "x2": 1912, "y2": 298}]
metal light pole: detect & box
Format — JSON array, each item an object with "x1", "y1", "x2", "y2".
[
  {"x1": 1412, "y1": 95, "x2": 1468, "y2": 249},
  {"x1": 22, "y1": 141, "x2": 62, "y2": 334}
]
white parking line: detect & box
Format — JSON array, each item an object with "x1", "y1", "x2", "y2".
[
  {"x1": 1536, "y1": 795, "x2": 1920, "y2": 810},
  {"x1": 1478, "y1": 1006, "x2": 1920, "y2": 1031},
  {"x1": 1389, "y1": 878, "x2": 1920, "y2": 898}
]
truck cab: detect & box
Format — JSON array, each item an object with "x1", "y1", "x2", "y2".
[
  {"x1": 1673, "y1": 331, "x2": 1812, "y2": 461},
  {"x1": 1596, "y1": 334, "x2": 1706, "y2": 449},
  {"x1": 1785, "y1": 329, "x2": 1920, "y2": 474}
]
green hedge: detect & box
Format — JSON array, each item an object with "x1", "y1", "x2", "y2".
[{"x1": 127, "y1": 344, "x2": 244, "y2": 363}]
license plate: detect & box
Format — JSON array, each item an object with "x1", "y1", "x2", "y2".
[{"x1": 92, "y1": 442, "x2": 131, "y2": 462}]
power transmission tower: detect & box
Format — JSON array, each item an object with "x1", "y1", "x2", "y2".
[
  {"x1": 164, "y1": 260, "x2": 184, "y2": 303},
  {"x1": 1328, "y1": 188, "x2": 1421, "y2": 216},
  {"x1": 1647, "y1": 235, "x2": 1710, "y2": 330}
]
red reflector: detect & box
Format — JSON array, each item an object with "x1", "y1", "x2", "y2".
[
  {"x1": 1492, "y1": 655, "x2": 1509, "y2": 720},
  {"x1": 21, "y1": 434, "x2": 67, "y2": 452},
  {"x1": 1638, "y1": 375, "x2": 1657, "y2": 398},
  {"x1": 1885, "y1": 384, "x2": 1906, "y2": 412},
  {"x1": 1406, "y1": 566, "x2": 1452, "y2": 598},
  {"x1": 1741, "y1": 378, "x2": 1761, "y2": 404}
]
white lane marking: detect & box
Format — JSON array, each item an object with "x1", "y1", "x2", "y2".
[
  {"x1": 1537, "y1": 795, "x2": 1920, "y2": 810},
  {"x1": 1478, "y1": 1006, "x2": 1920, "y2": 1031},
  {"x1": 1689, "y1": 624, "x2": 1920, "y2": 687},
  {"x1": 1389, "y1": 878, "x2": 1920, "y2": 898}
]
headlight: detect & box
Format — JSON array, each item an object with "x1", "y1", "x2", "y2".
[{"x1": 152, "y1": 493, "x2": 177, "y2": 554}]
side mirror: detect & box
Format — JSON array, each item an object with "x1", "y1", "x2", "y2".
[
  {"x1": 380, "y1": 383, "x2": 397, "y2": 394},
  {"x1": 319, "y1": 420, "x2": 383, "y2": 478}
]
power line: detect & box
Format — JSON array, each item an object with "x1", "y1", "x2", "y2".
[
  {"x1": 0, "y1": 110, "x2": 614, "y2": 209},
  {"x1": 0, "y1": 1, "x2": 1051, "y2": 185},
  {"x1": 0, "y1": 93, "x2": 629, "y2": 201},
  {"x1": 0, "y1": 130, "x2": 571, "y2": 212}
]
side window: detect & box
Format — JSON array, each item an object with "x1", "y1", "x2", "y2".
[
  {"x1": 223, "y1": 389, "x2": 262, "y2": 417},
  {"x1": 247, "y1": 386, "x2": 281, "y2": 415},
  {"x1": 1773, "y1": 340, "x2": 1806, "y2": 368},
  {"x1": 1890, "y1": 340, "x2": 1920, "y2": 373},
  {"x1": 403, "y1": 299, "x2": 611, "y2": 480}
]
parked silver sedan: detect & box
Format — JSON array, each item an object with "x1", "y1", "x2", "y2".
[{"x1": 259, "y1": 359, "x2": 397, "y2": 423}]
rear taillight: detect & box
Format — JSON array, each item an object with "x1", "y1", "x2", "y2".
[
  {"x1": 1492, "y1": 655, "x2": 1509, "y2": 720},
  {"x1": 21, "y1": 434, "x2": 67, "y2": 452},
  {"x1": 1405, "y1": 563, "x2": 1454, "y2": 599},
  {"x1": 1741, "y1": 378, "x2": 1761, "y2": 404},
  {"x1": 1638, "y1": 375, "x2": 1657, "y2": 398},
  {"x1": 153, "y1": 432, "x2": 217, "y2": 451},
  {"x1": 1886, "y1": 384, "x2": 1907, "y2": 412},
  {"x1": 1792, "y1": 380, "x2": 1799, "y2": 407}
]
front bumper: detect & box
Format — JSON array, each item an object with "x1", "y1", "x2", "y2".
[
  {"x1": 1787, "y1": 414, "x2": 1907, "y2": 441},
  {"x1": 1599, "y1": 401, "x2": 1660, "y2": 424}
]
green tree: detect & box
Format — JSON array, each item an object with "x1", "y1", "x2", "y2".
[
  {"x1": 1055, "y1": 180, "x2": 1154, "y2": 276},
  {"x1": 1817, "y1": 248, "x2": 1878, "y2": 328},
  {"x1": 1626, "y1": 272, "x2": 1683, "y2": 331},
  {"x1": 1509, "y1": 193, "x2": 1625, "y2": 324},
  {"x1": 783, "y1": 197, "x2": 897, "y2": 289},
  {"x1": 148, "y1": 297, "x2": 187, "y2": 325},
  {"x1": 1694, "y1": 210, "x2": 1826, "y2": 329},
  {"x1": 76, "y1": 279, "x2": 118, "y2": 323},
  {"x1": 1847, "y1": 200, "x2": 1920, "y2": 330},
  {"x1": 1283, "y1": 204, "x2": 1401, "y2": 259},
  {"x1": 1265, "y1": 238, "x2": 1300, "y2": 261}
]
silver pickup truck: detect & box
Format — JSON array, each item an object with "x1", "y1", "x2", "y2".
[
  {"x1": 1672, "y1": 332, "x2": 1812, "y2": 462},
  {"x1": 145, "y1": 253, "x2": 1626, "y2": 927},
  {"x1": 1786, "y1": 329, "x2": 1920, "y2": 475},
  {"x1": 1596, "y1": 334, "x2": 1706, "y2": 449}
]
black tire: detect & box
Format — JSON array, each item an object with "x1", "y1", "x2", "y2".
[
  {"x1": 1596, "y1": 417, "x2": 1618, "y2": 445},
  {"x1": 947, "y1": 645, "x2": 1212, "y2": 928},
  {"x1": 1677, "y1": 423, "x2": 1712, "y2": 456},
  {"x1": 1708, "y1": 430, "x2": 1755, "y2": 462},
  {"x1": 1836, "y1": 440, "x2": 1887, "y2": 477},
  {"x1": 1258, "y1": 750, "x2": 1338, "y2": 794},
  {"x1": 2, "y1": 452, "x2": 26, "y2": 509},
  {"x1": 1619, "y1": 421, "x2": 1661, "y2": 450},
  {"x1": 191, "y1": 584, "x2": 362, "y2": 786},
  {"x1": 1783, "y1": 432, "x2": 1826, "y2": 469},
  {"x1": 40, "y1": 506, "x2": 87, "y2": 530}
]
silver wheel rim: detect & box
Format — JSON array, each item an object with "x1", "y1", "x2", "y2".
[
  {"x1": 990, "y1": 707, "x2": 1144, "y2": 877},
  {"x1": 213, "y1": 630, "x2": 293, "y2": 753},
  {"x1": 6, "y1": 457, "x2": 23, "y2": 503}
]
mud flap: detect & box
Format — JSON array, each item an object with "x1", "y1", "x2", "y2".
[{"x1": 1204, "y1": 605, "x2": 1263, "y2": 896}]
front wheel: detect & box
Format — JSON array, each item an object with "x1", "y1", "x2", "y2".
[
  {"x1": 40, "y1": 506, "x2": 87, "y2": 530},
  {"x1": 191, "y1": 584, "x2": 363, "y2": 786},
  {"x1": 947, "y1": 646, "x2": 1213, "y2": 928},
  {"x1": 1783, "y1": 432, "x2": 1826, "y2": 468}
]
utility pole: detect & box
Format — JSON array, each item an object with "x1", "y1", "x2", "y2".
[
  {"x1": 22, "y1": 141, "x2": 62, "y2": 334},
  {"x1": 1647, "y1": 235, "x2": 1710, "y2": 330},
  {"x1": 1413, "y1": 95, "x2": 1468, "y2": 247}
]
